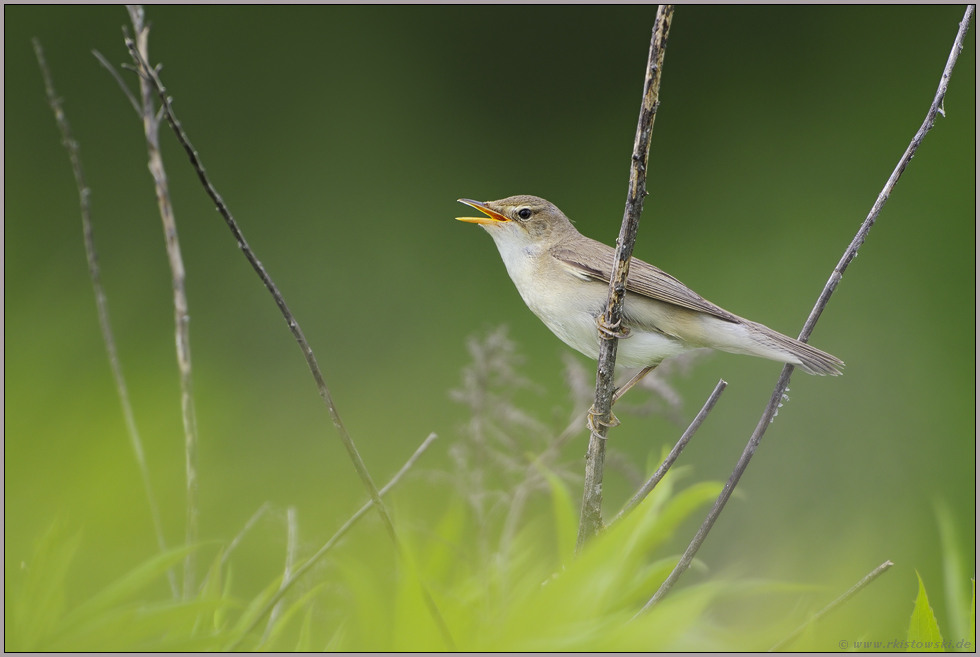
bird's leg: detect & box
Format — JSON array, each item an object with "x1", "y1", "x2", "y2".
[
  {"x1": 586, "y1": 365, "x2": 658, "y2": 438},
  {"x1": 612, "y1": 365, "x2": 657, "y2": 404}
]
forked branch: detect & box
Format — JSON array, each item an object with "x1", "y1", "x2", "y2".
[{"x1": 640, "y1": 5, "x2": 973, "y2": 613}]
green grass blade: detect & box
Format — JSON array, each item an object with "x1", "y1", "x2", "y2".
[
  {"x1": 9, "y1": 521, "x2": 82, "y2": 651},
  {"x1": 536, "y1": 464, "x2": 577, "y2": 566},
  {"x1": 58, "y1": 543, "x2": 196, "y2": 634},
  {"x1": 258, "y1": 583, "x2": 325, "y2": 651},
  {"x1": 935, "y1": 500, "x2": 970, "y2": 646}
]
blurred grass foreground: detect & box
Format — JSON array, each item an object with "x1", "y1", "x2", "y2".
[{"x1": 5, "y1": 5, "x2": 976, "y2": 651}]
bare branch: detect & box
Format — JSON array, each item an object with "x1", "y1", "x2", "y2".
[
  {"x1": 769, "y1": 561, "x2": 894, "y2": 651},
  {"x1": 578, "y1": 4, "x2": 675, "y2": 551},
  {"x1": 125, "y1": 5, "x2": 201, "y2": 599},
  {"x1": 225, "y1": 433, "x2": 439, "y2": 651},
  {"x1": 610, "y1": 378, "x2": 727, "y2": 525},
  {"x1": 640, "y1": 5, "x2": 973, "y2": 613},
  {"x1": 32, "y1": 37, "x2": 177, "y2": 600}
]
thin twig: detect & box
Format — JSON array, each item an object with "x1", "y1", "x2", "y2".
[
  {"x1": 225, "y1": 433, "x2": 438, "y2": 651},
  {"x1": 32, "y1": 38, "x2": 178, "y2": 600},
  {"x1": 92, "y1": 49, "x2": 141, "y2": 116},
  {"x1": 769, "y1": 561, "x2": 894, "y2": 651},
  {"x1": 639, "y1": 5, "x2": 973, "y2": 614},
  {"x1": 577, "y1": 4, "x2": 675, "y2": 551},
  {"x1": 264, "y1": 506, "x2": 298, "y2": 640},
  {"x1": 610, "y1": 379, "x2": 727, "y2": 525},
  {"x1": 125, "y1": 5, "x2": 202, "y2": 599}
]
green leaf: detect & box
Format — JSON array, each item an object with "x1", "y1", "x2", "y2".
[
  {"x1": 223, "y1": 574, "x2": 284, "y2": 650},
  {"x1": 907, "y1": 571, "x2": 945, "y2": 652}
]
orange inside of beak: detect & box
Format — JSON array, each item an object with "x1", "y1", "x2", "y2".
[{"x1": 456, "y1": 199, "x2": 509, "y2": 225}]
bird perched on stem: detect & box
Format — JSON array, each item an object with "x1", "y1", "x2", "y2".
[{"x1": 457, "y1": 195, "x2": 842, "y2": 414}]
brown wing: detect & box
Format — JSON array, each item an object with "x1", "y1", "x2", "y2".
[{"x1": 551, "y1": 238, "x2": 740, "y2": 324}]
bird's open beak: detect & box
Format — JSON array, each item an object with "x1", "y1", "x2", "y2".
[{"x1": 456, "y1": 199, "x2": 509, "y2": 225}]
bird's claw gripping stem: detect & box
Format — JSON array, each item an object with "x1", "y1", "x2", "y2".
[
  {"x1": 597, "y1": 314, "x2": 632, "y2": 340},
  {"x1": 587, "y1": 403, "x2": 620, "y2": 439}
]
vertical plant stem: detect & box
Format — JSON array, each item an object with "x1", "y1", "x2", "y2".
[
  {"x1": 33, "y1": 38, "x2": 178, "y2": 600},
  {"x1": 126, "y1": 4, "x2": 201, "y2": 599},
  {"x1": 577, "y1": 4, "x2": 674, "y2": 551},
  {"x1": 640, "y1": 5, "x2": 973, "y2": 613}
]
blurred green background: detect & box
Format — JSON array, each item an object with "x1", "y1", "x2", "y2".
[{"x1": 5, "y1": 5, "x2": 975, "y2": 647}]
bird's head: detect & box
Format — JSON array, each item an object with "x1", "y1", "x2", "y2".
[{"x1": 457, "y1": 195, "x2": 575, "y2": 247}]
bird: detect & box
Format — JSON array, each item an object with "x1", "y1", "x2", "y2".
[{"x1": 456, "y1": 195, "x2": 842, "y2": 414}]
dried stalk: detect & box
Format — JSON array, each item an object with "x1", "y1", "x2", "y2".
[
  {"x1": 640, "y1": 5, "x2": 974, "y2": 613},
  {"x1": 125, "y1": 5, "x2": 201, "y2": 598},
  {"x1": 32, "y1": 38, "x2": 177, "y2": 600},
  {"x1": 577, "y1": 4, "x2": 674, "y2": 551},
  {"x1": 226, "y1": 433, "x2": 438, "y2": 651}
]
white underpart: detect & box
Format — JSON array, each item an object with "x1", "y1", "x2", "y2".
[{"x1": 486, "y1": 223, "x2": 694, "y2": 367}]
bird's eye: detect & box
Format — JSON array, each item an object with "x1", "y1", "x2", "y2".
[{"x1": 517, "y1": 208, "x2": 532, "y2": 220}]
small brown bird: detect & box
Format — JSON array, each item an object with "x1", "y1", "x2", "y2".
[{"x1": 457, "y1": 195, "x2": 843, "y2": 382}]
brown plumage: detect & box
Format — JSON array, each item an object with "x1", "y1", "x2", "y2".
[{"x1": 458, "y1": 195, "x2": 843, "y2": 376}]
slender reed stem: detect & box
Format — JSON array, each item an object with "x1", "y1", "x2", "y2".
[
  {"x1": 640, "y1": 5, "x2": 973, "y2": 613},
  {"x1": 264, "y1": 506, "x2": 298, "y2": 639},
  {"x1": 611, "y1": 379, "x2": 726, "y2": 525},
  {"x1": 218, "y1": 502, "x2": 271, "y2": 573},
  {"x1": 769, "y1": 561, "x2": 894, "y2": 651},
  {"x1": 33, "y1": 37, "x2": 177, "y2": 600},
  {"x1": 578, "y1": 4, "x2": 675, "y2": 551},
  {"x1": 125, "y1": 5, "x2": 201, "y2": 599}
]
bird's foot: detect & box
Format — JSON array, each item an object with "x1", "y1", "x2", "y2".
[
  {"x1": 596, "y1": 314, "x2": 632, "y2": 340},
  {"x1": 587, "y1": 403, "x2": 621, "y2": 438}
]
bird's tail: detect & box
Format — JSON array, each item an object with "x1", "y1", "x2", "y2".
[
  {"x1": 702, "y1": 315, "x2": 844, "y2": 376},
  {"x1": 741, "y1": 320, "x2": 844, "y2": 376}
]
